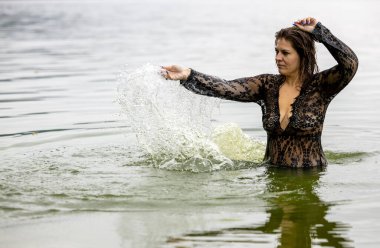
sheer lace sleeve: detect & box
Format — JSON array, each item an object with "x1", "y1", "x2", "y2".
[
  {"x1": 179, "y1": 69, "x2": 266, "y2": 103},
  {"x1": 312, "y1": 22, "x2": 359, "y2": 101}
]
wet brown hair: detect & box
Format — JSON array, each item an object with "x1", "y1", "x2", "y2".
[{"x1": 275, "y1": 27, "x2": 319, "y2": 84}]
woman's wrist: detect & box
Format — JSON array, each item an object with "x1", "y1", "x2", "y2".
[{"x1": 183, "y1": 68, "x2": 191, "y2": 80}]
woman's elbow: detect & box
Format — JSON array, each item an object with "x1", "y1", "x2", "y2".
[{"x1": 351, "y1": 51, "x2": 359, "y2": 75}]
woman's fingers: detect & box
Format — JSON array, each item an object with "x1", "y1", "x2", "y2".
[
  {"x1": 293, "y1": 17, "x2": 318, "y2": 33},
  {"x1": 162, "y1": 65, "x2": 183, "y2": 72},
  {"x1": 161, "y1": 65, "x2": 174, "y2": 71},
  {"x1": 160, "y1": 65, "x2": 189, "y2": 81},
  {"x1": 166, "y1": 70, "x2": 172, "y2": 80},
  {"x1": 295, "y1": 18, "x2": 307, "y2": 25},
  {"x1": 306, "y1": 17, "x2": 317, "y2": 25},
  {"x1": 160, "y1": 67, "x2": 177, "y2": 80},
  {"x1": 294, "y1": 17, "x2": 317, "y2": 26},
  {"x1": 311, "y1": 17, "x2": 318, "y2": 25},
  {"x1": 159, "y1": 69, "x2": 168, "y2": 79},
  {"x1": 160, "y1": 65, "x2": 173, "y2": 80}
]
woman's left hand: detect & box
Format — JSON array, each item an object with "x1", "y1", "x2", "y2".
[{"x1": 294, "y1": 17, "x2": 319, "y2": 33}]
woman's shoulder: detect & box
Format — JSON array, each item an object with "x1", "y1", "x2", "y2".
[
  {"x1": 253, "y1": 74, "x2": 283, "y2": 89},
  {"x1": 309, "y1": 72, "x2": 325, "y2": 87},
  {"x1": 252, "y1": 73, "x2": 281, "y2": 83},
  {"x1": 302, "y1": 73, "x2": 324, "y2": 93}
]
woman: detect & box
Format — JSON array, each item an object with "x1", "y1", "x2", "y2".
[{"x1": 161, "y1": 17, "x2": 358, "y2": 167}]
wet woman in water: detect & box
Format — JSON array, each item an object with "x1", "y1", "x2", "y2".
[{"x1": 161, "y1": 17, "x2": 358, "y2": 167}]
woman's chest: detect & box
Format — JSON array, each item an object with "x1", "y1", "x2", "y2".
[
  {"x1": 262, "y1": 86, "x2": 327, "y2": 132},
  {"x1": 278, "y1": 84, "x2": 301, "y2": 128}
]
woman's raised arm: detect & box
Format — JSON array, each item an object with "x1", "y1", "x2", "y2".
[
  {"x1": 311, "y1": 22, "x2": 358, "y2": 101},
  {"x1": 295, "y1": 18, "x2": 358, "y2": 101},
  {"x1": 161, "y1": 65, "x2": 267, "y2": 103}
]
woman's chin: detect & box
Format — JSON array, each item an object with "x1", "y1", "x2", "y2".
[{"x1": 277, "y1": 69, "x2": 286, "y2": 75}]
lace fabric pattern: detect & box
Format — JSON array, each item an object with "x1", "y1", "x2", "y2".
[{"x1": 180, "y1": 22, "x2": 358, "y2": 167}]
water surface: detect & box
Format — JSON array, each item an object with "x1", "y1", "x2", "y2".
[{"x1": 1, "y1": 0, "x2": 380, "y2": 247}]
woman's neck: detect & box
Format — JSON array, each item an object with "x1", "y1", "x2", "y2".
[{"x1": 285, "y1": 73, "x2": 302, "y2": 88}]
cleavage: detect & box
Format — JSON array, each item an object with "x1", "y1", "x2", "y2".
[{"x1": 278, "y1": 83, "x2": 301, "y2": 130}]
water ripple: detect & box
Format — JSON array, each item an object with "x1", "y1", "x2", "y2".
[{"x1": 0, "y1": 125, "x2": 128, "y2": 138}]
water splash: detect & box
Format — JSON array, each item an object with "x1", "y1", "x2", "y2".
[
  {"x1": 212, "y1": 123, "x2": 265, "y2": 163},
  {"x1": 117, "y1": 64, "x2": 228, "y2": 172},
  {"x1": 117, "y1": 64, "x2": 265, "y2": 172}
]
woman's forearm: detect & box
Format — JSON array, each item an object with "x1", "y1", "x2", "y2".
[
  {"x1": 179, "y1": 69, "x2": 266, "y2": 103},
  {"x1": 312, "y1": 22, "x2": 359, "y2": 80}
]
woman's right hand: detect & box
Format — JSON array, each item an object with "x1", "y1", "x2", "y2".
[
  {"x1": 161, "y1": 65, "x2": 191, "y2": 81},
  {"x1": 294, "y1": 17, "x2": 318, "y2": 33}
]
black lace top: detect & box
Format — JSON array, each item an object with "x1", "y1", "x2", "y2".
[{"x1": 179, "y1": 22, "x2": 358, "y2": 167}]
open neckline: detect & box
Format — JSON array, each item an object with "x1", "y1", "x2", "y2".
[{"x1": 277, "y1": 77, "x2": 302, "y2": 132}]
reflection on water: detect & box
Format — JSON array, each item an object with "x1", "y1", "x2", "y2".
[
  {"x1": 260, "y1": 168, "x2": 351, "y2": 247},
  {"x1": 167, "y1": 167, "x2": 352, "y2": 248}
]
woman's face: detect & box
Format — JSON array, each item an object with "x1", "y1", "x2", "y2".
[{"x1": 275, "y1": 38, "x2": 300, "y2": 78}]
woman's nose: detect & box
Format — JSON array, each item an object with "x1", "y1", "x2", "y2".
[{"x1": 276, "y1": 53, "x2": 283, "y2": 61}]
